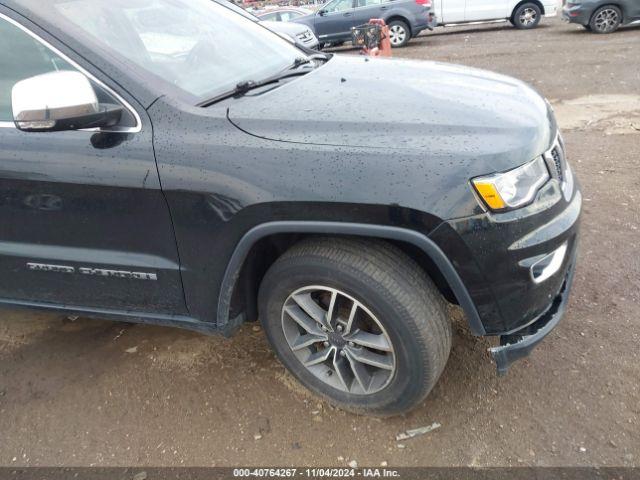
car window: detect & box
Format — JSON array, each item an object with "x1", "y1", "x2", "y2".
[
  {"x1": 280, "y1": 11, "x2": 303, "y2": 20},
  {"x1": 260, "y1": 12, "x2": 280, "y2": 21},
  {"x1": 324, "y1": 0, "x2": 354, "y2": 13},
  {"x1": 0, "y1": 18, "x2": 76, "y2": 122},
  {"x1": 356, "y1": 0, "x2": 384, "y2": 7}
]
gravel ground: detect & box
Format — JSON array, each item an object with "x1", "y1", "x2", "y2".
[{"x1": 1, "y1": 17, "x2": 639, "y2": 468}]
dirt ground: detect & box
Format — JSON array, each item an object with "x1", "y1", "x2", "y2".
[{"x1": 1, "y1": 18, "x2": 639, "y2": 468}]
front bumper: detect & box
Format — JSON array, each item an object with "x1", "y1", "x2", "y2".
[
  {"x1": 433, "y1": 183, "x2": 581, "y2": 335},
  {"x1": 428, "y1": 137, "x2": 581, "y2": 373},
  {"x1": 490, "y1": 243, "x2": 577, "y2": 375}
]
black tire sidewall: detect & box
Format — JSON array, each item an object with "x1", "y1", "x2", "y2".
[
  {"x1": 513, "y1": 3, "x2": 542, "y2": 29},
  {"x1": 259, "y1": 257, "x2": 434, "y2": 414}
]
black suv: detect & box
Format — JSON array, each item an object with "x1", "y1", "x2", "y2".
[{"x1": 0, "y1": 0, "x2": 580, "y2": 415}]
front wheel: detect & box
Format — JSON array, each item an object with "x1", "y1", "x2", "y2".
[
  {"x1": 589, "y1": 5, "x2": 622, "y2": 33},
  {"x1": 387, "y1": 20, "x2": 411, "y2": 48},
  {"x1": 258, "y1": 238, "x2": 452, "y2": 416},
  {"x1": 512, "y1": 2, "x2": 542, "y2": 29}
]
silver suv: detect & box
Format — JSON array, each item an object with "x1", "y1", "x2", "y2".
[{"x1": 215, "y1": 0, "x2": 320, "y2": 49}]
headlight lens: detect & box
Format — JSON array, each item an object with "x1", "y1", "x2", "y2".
[{"x1": 472, "y1": 156, "x2": 550, "y2": 211}]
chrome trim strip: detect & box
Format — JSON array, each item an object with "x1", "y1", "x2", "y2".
[
  {"x1": 0, "y1": 240, "x2": 179, "y2": 269},
  {"x1": 0, "y1": 12, "x2": 142, "y2": 133},
  {"x1": 530, "y1": 242, "x2": 568, "y2": 284}
]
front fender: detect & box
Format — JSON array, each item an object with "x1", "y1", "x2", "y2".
[{"x1": 217, "y1": 220, "x2": 486, "y2": 336}]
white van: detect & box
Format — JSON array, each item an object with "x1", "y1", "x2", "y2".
[{"x1": 432, "y1": 0, "x2": 559, "y2": 29}]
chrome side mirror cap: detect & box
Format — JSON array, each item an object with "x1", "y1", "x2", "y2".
[{"x1": 12, "y1": 70, "x2": 123, "y2": 132}]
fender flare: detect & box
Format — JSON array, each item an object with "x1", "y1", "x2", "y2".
[{"x1": 216, "y1": 221, "x2": 486, "y2": 336}]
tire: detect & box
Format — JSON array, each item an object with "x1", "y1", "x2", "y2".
[
  {"x1": 582, "y1": 24, "x2": 592, "y2": 31},
  {"x1": 387, "y1": 20, "x2": 411, "y2": 48},
  {"x1": 258, "y1": 237, "x2": 452, "y2": 416},
  {"x1": 512, "y1": 2, "x2": 542, "y2": 29},
  {"x1": 589, "y1": 5, "x2": 622, "y2": 34}
]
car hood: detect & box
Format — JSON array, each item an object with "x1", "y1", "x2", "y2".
[{"x1": 227, "y1": 55, "x2": 556, "y2": 166}]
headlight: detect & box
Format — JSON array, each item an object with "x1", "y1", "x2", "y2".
[{"x1": 472, "y1": 156, "x2": 549, "y2": 211}]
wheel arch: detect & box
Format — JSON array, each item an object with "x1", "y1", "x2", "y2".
[
  {"x1": 511, "y1": 0, "x2": 545, "y2": 19},
  {"x1": 385, "y1": 15, "x2": 413, "y2": 36},
  {"x1": 217, "y1": 221, "x2": 486, "y2": 336}
]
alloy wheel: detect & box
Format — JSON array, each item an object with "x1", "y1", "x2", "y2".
[
  {"x1": 389, "y1": 25, "x2": 407, "y2": 46},
  {"x1": 594, "y1": 8, "x2": 619, "y2": 32},
  {"x1": 519, "y1": 7, "x2": 538, "y2": 26},
  {"x1": 281, "y1": 286, "x2": 396, "y2": 395}
]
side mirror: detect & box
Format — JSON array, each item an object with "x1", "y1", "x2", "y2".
[
  {"x1": 12, "y1": 71, "x2": 123, "y2": 132},
  {"x1": 318, "y1": 9, "x2": 327, "y2": 15}
]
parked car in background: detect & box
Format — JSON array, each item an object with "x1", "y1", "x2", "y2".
[
  {"x1": 293, "y1": 0, "x2": 437, "y2": 48},
  {"x1": 257, "y1": 7, "x2": 314, "y2": 21},
  {"x1": 562, "y1": 0, "x2": 640, "y2": 33},
  {"x1": 432, "y1": 0, "x2": 558, "y2": 29},
  {"x1": 1, "y1": 0, "x2": 580, "y2": 416},
  {"x1": 216, "y1": 0, "x2": 320, "y2": 48},
  {"x1": 263, "y1": 17, "x2": 320, "y2": 48}
]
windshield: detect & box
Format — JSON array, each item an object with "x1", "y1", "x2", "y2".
[{"x1": 18, "y1": 0, "x2": 308, "y2": 104}]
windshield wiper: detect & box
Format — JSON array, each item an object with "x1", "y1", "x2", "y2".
[
  {"x1": 198, "y1": 58, "x2": 315, "y2": 108},
  {"x1": 289, "y1": 57, "x2": 312, "y2": 69},
  {"x1": 308, "y1": 52, "x2": 332, "y2": 63}
]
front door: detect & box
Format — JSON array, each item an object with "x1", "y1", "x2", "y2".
[
  {"x1": 627, "y1": 0, "x2": 640, "y2": 21},
  {"x1": 0, "y1": 13, "x2": 185, "y2": 315},
  {"x1": 435, "y1": 0, "x2": 466, "y2": 23},
  {"x1": 314, "y1": 0, "x2": 356, "y2": 42},
  {"x1": 352, "y1": 0, "x2": 386, "y2": 25},
  {"x1": 464, "y1": 0, "x2": 510, "y2": 22}
]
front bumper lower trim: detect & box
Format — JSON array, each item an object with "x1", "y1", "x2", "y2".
[{"x1": 490, "y1": 249, "x2": 577, "y2": 376}]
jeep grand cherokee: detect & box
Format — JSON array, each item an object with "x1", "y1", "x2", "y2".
[{"x1": 0, "y1": 0, "x2": 580, "y2": 415}]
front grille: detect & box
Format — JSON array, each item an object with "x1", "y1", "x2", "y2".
[
  {"x1": 544, "y1": 134, "x2": 574, "y2": 201},
  {"x1": 551, "y1": 146, "x2": 564, "y2": 182},
  {"x1": 545, "y1": 136, "x2": 566, "y2": 183}
]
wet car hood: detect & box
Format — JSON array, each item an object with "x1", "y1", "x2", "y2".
[{"x1": 227, "y1": 55, "x2": 556, "y2": 161}]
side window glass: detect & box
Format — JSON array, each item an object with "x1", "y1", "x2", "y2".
[
  {"x1": 280, "y1": 12, "x2": 300, "y2": 21},
  {"x1": 357, "y1": 0, "x2": 383, "y2": 7},
  {"x1": 0, "y1": 18, "x2": 75, "y2": 122},
  {"x1": 325, "y1": 0, "x2": 353, "y2": 13}
]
